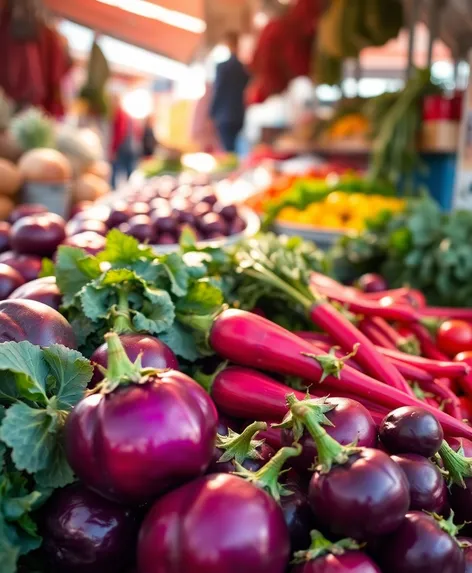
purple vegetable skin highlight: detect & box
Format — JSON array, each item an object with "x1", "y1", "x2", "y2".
[
  {"x1": 9, "y1": 276, "x2": 61, "y2": 310},
  {"x1": 391, "y1": 453, "x2": 448, "y2": 514},
  {"x1": 41, "y1": 483, "x2": 139, "y2": 573},
  {"x1": 137, "y1": 473, "x2": 290, "y2": 573},
  {"x1": 0, "y1": 299, "x2": 76, "y2": 347},
  {"x1": 65, "y1": 333, "x2": 217, "y2": 504},
  {"x1": 377, "y1": 512, "x2": 465, "y2": 573}
]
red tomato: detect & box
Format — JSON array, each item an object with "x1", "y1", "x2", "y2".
[
  {"x1": 437, "y1": 320, "x2": 472, "y2": 357},
  {"x1": 454, "y1": 351, "x2": 472, "y2": 396}
]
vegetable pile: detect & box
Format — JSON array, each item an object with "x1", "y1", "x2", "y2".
[{"x1": 2, "y1": 213, "x2": 472, "y2": 571}]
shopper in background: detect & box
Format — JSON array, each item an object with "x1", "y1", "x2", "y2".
[
  {"x1": 110, "y1": 95, "x2": 142, "y2": 189},
  {"x1": 191, "y1": 82, "x2": 220, "y2": 152},
  {"x1": 210, "y1": 31, "x2": 250, "y2": 153},
  {"x1": 142, "y1": 115, "x2": 157, "y2": 158}
]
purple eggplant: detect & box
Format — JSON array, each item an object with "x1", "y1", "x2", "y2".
[
  {"x1": 280, "y1": 473, "x2": 316, "y2": 552},
  {"x1": 0, "y1": 263, "x2": 24, "y2": 300},
  {"x1": 41, "y1": 483, "x2": 139, "y2": 573},
  {"x1": 391, "y1": 453, "x2": 448, "y2": 513},
  {"x1": 281, "y1": 394, "x2": 409, "y2": 540},
  {"x1": 0, "y1": 251, "x2": 43, "y2": 282},
  {"x1": 0, "y1": 299, "x2": 76, "y2": 347},
  {"x1": 9, "y1": 276, "x2": 61, "y2": 310},
  {"x1": 0, "y1": 221, "x2": 10, "y2": 253},
  {"x1": 106, "y1": 202, "x2": 132, "y2": 228},
  {"x1": 126, "y1": 215, "x2": 155, "y2": 243},
  {"x1": 207, "y1": 421, "x2": 274, "y2": 474},
  {"x1": 66, "y1": 218, "x2": 108, "y2": 237},
  {"x1": 379, "y1": 406, "x2": 444, "y2": 457},
  {"x1": 62, "y1": 231, "x2": 107, "y2": 256},
  {"x1": 290, "y1": 530, "x2": 381, "y2": 573},
  {"x1": 458, "y1": 537, "x2": 472, "y2": 573},
  {"x1": 137, "y1": 473, "x2": 290, "y2": 573},
  {"x1": 281, "y1": 397, "x2": 377, "y2": 473},
  {"x1": 65, "y1": 333, "x2": 217, "y2": 504},
  {"x1": 376, "y1": 512, "x2": 465, "y2": 573},
  {"x1": 8, "y1": 203, "x2": 48, "y2": 224},
  {"x1": 10, "y1": 212, "x2": 66, "y2": 256},
  {"x1": 89, "y1": 333, "x2": 179, "y2": 386}
]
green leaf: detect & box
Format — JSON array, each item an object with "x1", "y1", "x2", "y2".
[
  {"x1": 42, "y1": 345, "x2": 92, "y2": 410},
  {"x1": 159, "y1": 253, "x2": 189, "y2": 296},
  {"x1": 176, "y1": 281, "x2": 224, "y2": 316},
  {"x1": 101, "y1": 268, "x2": 137, "y2": 286},
  {"x1": 160, "y1": 322, "x2": 200, "y2": 362},
  {"x1": 0, "y1": 404, "x2": 58, "y2": 473},
  {"x1": 132, "y1": 288, "x2": 175, "y2": 335},
  {"x1": 97, "y1": 229, "x2": 155, "y2": 265},
  {"x1": 35, "y1": 440, "x2": 75, "y2": 489},
  {"x1": 80, "y1": 283, "x2": 113, "y2": 322},
  {"x1": 55, "y1": 247, "x2": 101, "y2": 306},
  {"x1": 38, "y1": 258, "x2": 55, "y2": 278},
  {"x1": 0, "y1": 372, "x2": 22, "y2": 404},
  {"x1": 0, "y1": 517, "x2": 19, "y2": 573},
  {"x1": 0, "y1": 342, "x2": 48, "y2": 404}
]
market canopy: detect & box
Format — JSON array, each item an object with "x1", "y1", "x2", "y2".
[{"x1": 44, "y1": 0, "x2": 251, "y2": 63}]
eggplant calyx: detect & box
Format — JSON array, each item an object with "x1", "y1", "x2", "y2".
[
  {"x1": 302, "y1": 343, "x2": 360, "y2": 383},
  {"x1": 94, "y1": 332, "x2": 168, "y2": 394},
  {"x1": 411, "y1": 382, "x2": 435, "y2": 402},
  {"x1": 397, "y1": 334, "x2": 421, "y2": 356},
  {"x1": 216, "y1": 421, "x2": 267, "y2": 465},
  {"x1": 281, "y1": 393, "x2": 359, "y2": 473},
  {"x1": 292, "y1": 530, "x2": 362, "y2": 564},
  {"x1": 427, "y1": 511, "x2": 462, "y2": 540},
  {"x1": 233, "y1": 444, "x2": 302, "y2": 502},
  {"x1": 438, "y1": 440, "x2": 472, "y2": 487},
  {"x1": 193, "y1": 361, "x2": 228, "y2": 394}
]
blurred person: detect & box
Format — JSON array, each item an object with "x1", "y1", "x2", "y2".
[
  {"x1": 142, "y1": 115, "x2": 158, "y2": 157},
  {"x1": 190, "y1": 82, "x2": 220, "y2": 152},
  {"x1": 110, "y1": 95, "x2": 142, "y2": 189},
  {"x1": 210, "y1": 31, "x2": 249, "y2": 153}
]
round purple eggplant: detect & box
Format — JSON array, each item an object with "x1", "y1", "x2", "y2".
[
  {"x1": 126, "y1": 215, "x2": 155, "y2": 243},
  {"x1": 228, "y1": 215, "x2": 247, "y2": 235},
  {"x1": 62, "y1": 231, "x2": 107, "y2": 256},
  {"x1": 41, "y1": 483, "x2": 139, "y2": 573},
  {"x1": 8, "y1": 203, "x2": 48, "y2": 224},
  {"x1": 65, "y1": 333, "x2": 217, "y2": 504},
  {"x1": 379, "y1": 406, "x2": 444, "y2": 457},
  {"x1": 357, "y1": 273, "x2": 388, "y2": 293},
  {"x1": 376, "y1": 511, "x2": 465, "y2": 573},
  {"x1": 199, "y1": 213, "x2": 228, "y2": 236},
  {"x1": 290, "y1": 530, "x2": 381, "y2": 573},
  {"x1": 89, "y1": 333, "x2": 179, "y2": 386},
  {"x1": 0, "y1": 221, "x2": 10, "y2": 253},
  {"x1": 458, "y1": 537, "x2": 472, "y2": 573},
  {"x1": 391, "y1": 453, "x2": 448, "y2": 513},
  {"x1": 9, "y1": 276, "x2": 61, "y2": 310},
  {"x1": 156, "y1": 232, "x2": 176, "y2": 245},
  {"x1": 129, "y1": 202, "x2": 150, "y2": 216},
  {"x1": 0, "y1": 263, "x2": 24, "y2": 300},
  {"x1": 137, "y1": 473, "x2": 290, "y2": 573},
  {"x1": 10, "y1": 212, "x2": 66, "y2": 257},
  {"x1": 207, "y1": 421, "x2": 275, "y2": 474},
  {"x1": 281, "y1": 474, "x2": 316, "y2": 552},
  {"x1": 66, "y1": 218, "x2": 108, "y2": 237},
  {"x1": 281, "y1": 397, "x2": 377, "y2": 473},
  {"x1": 214, "y1": 203, "x2": 238, "y2": 222},
  {"x1": 106, "y1": 202, "x2": 132, "y2": 228},
  {"x1": 309, "y1": 447, "x2": 410, "y2": 540},
  {"x1": 449, "y1": 478, "x2": 472, "y2": 525},
  {"x1": 0, "y1": 299, "x2": 76, "y2": 347},
  {"x1": 0, "y1": 252, "x2": 43, "y2": 282}
]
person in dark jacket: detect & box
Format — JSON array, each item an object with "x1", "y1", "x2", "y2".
[
  {"x1": 210, "y1": 31, "x2": 249, "y2": 153},
  {"x1": 142, "y1": 115, "x2": 157, "y2": 157}
]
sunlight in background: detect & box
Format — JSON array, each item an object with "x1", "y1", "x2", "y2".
[
  {"x1": 122, "y1": 89, "x2": 153, "y2": 118},
  {"x1": 97, "y1": 0, "x2": 206, "y2": 33}
]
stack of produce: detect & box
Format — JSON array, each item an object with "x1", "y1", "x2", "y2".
[
  {"x1": 1, "y1": 229, "x2": 472, "y2": 572},
  {"x1": 248, "y1": 171, "x2": 404, "y2": 232}
]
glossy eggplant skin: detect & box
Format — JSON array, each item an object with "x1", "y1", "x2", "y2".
[
  {"x1": 377, "y1": 512, "x2": 465, "y2": 573},
  {"x1": 137, "y1": 474, "x2": 290, "y2": 573},
  {"x1": 309, "y1": 448, "x2": 410, "y2": 540},
  {"x1": 10, "y1": 212, "x2": 66, "y2": 257},
  {"x1": 0, "y1": 252, "x2": 43, "y2": 282},
  {"x1": 281, "y1": 477, "x2": 316, "y2": 552},
  {"x1": 65, "y1": 371, "x2": 218, "y2": 505},
  {"x1": 449, "y1": 478, "x2": 472, "y2": 525},
  {"x1": 391, "y1": 453, "x2": 448, "y2": 514},
  {"x1": 291, "y1": 551, "x2": 381, "y2": 573},
  {"x1": 0, "y1": 299, "x2": 76, "y2": 347},
  {"x1": 0, "y1": 263, "x2": 24, "y2": 300},
  {"x1": 9, "y1": 276, "x2": 61, "y2": 310},
  {"x1": 379, "y1": 406, "x2": 444, "y2": 457},
  {"x1": 41, "y1": 483, "x2": 139, "y2": 573},
  {"x1": 458, "y1": 537, "x2": 472, "y2": 573}
]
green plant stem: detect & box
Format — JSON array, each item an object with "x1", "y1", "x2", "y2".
[
  {"x1": 113, "y1": 288, "x2": 134, "y2": 334},
  {"x1": 438, "y1": 440, "x2": 472, "y2": 487}
]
